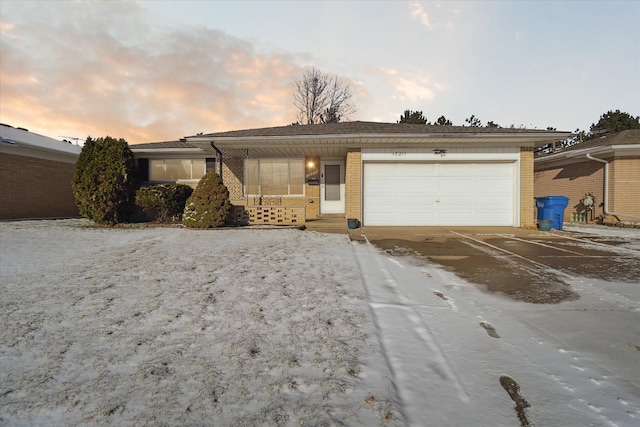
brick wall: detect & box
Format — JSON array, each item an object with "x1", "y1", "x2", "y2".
[
  {"x1": 0, "y1": 152, "x2": 80, "y2": 219},
  {"x1": 534, "y1": 159, "x2": 605, "y2": 223},
  {"x1": 221, "y1": 149, "x2": 247, "y2": 201},
  {"x1": 305, "y1": 156, "x2": 320, "y2": 218},
  {"x1": 609, "y1": 156, "x2": 640, "y2": 220},
  {"x1": 519, "y1": 148, "x2": 535, "y2": 227},
  {"x1": 345, "y1": 149, "x2": 362, "y2": 221}
]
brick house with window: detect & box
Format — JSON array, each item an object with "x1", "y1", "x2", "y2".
[{"x1": 131, "y1": 121, "x2": 571, "y2": 228}]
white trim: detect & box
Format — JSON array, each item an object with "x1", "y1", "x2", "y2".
[
  {"x1": 187, "y1": 132, "x2": 572, "y2": 147},
  {"x1": 361, "y1": 146, "x2": 520, "y2": 162},
  {"x1": 320, "y1": 160, "x2": 345, "y2": 214},
  {"x1": 535, "y1": 144, "x2": 640, "y2": 167},
  {"x1": 1, "y1": 143, "x2": 79, "y2": 164},
  {"x1": 131, "y1": 148, "x2": 205, "y2": 154}
]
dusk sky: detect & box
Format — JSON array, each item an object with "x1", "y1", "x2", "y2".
[{"x1": 1, "y1": 0, "x2": 639, "y2": 144}]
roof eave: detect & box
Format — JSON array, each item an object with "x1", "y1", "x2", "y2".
[
  {"x1": 535, "y1": 143, "x2": 640, "y2": 164},
  {"x1": 129, "y1": 147, "x2": 206, "y2": 153},
  {"x1": 186, "y1": 132, "x2": 572, "y2": 148}
]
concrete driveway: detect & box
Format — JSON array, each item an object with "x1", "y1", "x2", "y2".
[{"x1": 357, "y1": 226, "x2": 640, "y2": 304}]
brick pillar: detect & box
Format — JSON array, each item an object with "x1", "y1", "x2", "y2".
[
  {"x1": 345, "y1": 149, "x2": 362, "y2": 221},
  {"x1": 520, "y1": 147, "x2": 534, "y2": 227}
]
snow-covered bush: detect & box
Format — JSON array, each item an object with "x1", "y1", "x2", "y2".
[
  {"x1": 182, "y1": 172, "x2": 231, "y2": 228},
  {"x1": 135, "y1": 184, "x2": 193, "y2": 223},
  {"x1": 72, "y1": 136, "x2": 138, "y2": 225}
]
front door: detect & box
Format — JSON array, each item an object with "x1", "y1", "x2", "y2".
[{"x1": 320, "y1": 160, "x2": 345, "y2": 214}]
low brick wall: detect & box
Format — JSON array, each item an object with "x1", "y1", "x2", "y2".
[{"x1": 230, "y1": 205, "x2": 305, "y2": 226}]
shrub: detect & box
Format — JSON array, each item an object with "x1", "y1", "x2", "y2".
[
  {"x1": 182, "y1": 172, "x2": 231, "y2": 228},
  {"x1": 135, "y1": 184, "x2": 193, "y2": 223},
  {"x1": 72, "y1": 136, "x2": 138, "y2": 225}
]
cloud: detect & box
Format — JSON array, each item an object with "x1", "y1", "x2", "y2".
[
  {"x1": 376, "y1": 67, "x2": 439, "y2": 102},
  {"x1": 0, "y1": 1, "x2": 308, "y2": 143},
  {"x1": 410, "y1": 1, "x2": 432, "y2": 28}
]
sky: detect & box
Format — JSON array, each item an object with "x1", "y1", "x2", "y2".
[{"x1": 1, "y1": 0, "x2": 639, "y2": 145}]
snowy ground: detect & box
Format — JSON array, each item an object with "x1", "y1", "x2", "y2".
[{"x1": 1, "y1": 220, "x2": 638, "y2": 426}]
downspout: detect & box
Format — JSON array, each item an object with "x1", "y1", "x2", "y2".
[
  {"x1": 210, "y1": 142, "x2": 223, "y2": 180},
  {"x1": 586, "y1": 153, "x2": 640, "y2": 220}
]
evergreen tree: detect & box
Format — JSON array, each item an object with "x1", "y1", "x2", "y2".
[
  {"x1": 72, "y1": 136, "x2": 138, "y2": 225},
  {"x1": 399, "y1": 110, "x2": 429, "y2": 124}
]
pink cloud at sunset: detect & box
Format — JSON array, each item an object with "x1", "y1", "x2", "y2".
[{"x1": 0, "y1": 1, "x2": 311, "y2": 144}]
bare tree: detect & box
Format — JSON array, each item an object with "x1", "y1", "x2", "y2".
[{"x1": 293, "y1": 68, "x2": 357, "y2": 124}]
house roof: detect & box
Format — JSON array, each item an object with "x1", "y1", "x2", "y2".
[
  {"x1": 535, "y1": 129, "x2": 640, "y2": 165},
  {"x1": 131, "y1": 140, "x2": 201, "y2": 150},
  {"x1": 0, "y1": 124, "x2": 81, "y2": 163},
  {"x1": 190, "y1": 121, "x2": 567, "y2": 139},
  {"x1": 540, "y1": 129, "x2": 640, "y2": 155},
  {"x1": 130, "y1": 140, "x2": 208, "y2": 157},
  {"x1": 0, "y1": 124, "x2": 81, "y2": 156},
  {"x1": 179, "y1": 121, "x2": 572, "y2": 157}
]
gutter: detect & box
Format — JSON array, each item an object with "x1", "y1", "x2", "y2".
[
  {"x1": 586, "y1": 153, "x2": 640, "y2": 220},
  {"x1": 186, "y1": 132, "x2": 572, "y2": 146},
  {"x1": 210, "y1": 142, "x2": 223, "y2": 180}
]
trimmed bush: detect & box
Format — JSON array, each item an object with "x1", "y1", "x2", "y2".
[
  {"x1": 72, "y1": 136, "x2": 138, "y2": 225},
  {"x1": 182, "y1": 172, "x2": 231, "y2": 228},
  {"x1": 135, "y1": 184, "x2": 193, "y2": 223}
]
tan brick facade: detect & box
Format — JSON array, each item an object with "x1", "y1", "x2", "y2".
[
  {"x1": 345, "y1": 149, "x2": 362, "y2": 221},
  {"x1": 519, "y1": 147, "x2": 535, "y2": 227},
  {"x1": 609, "y1": 156, "x2": 640, "y2": 220},
  {"x1": 1, "y1": 152, "x2": 80, "y2": 219},
  {"x1": 534, "y1": 156, "x2": 640, "y2": 223}
]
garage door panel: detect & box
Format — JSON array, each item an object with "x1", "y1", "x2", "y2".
[
  {"x1": 364, "y1": 162, "x2": 515, "y2": 226},
  {"x1": 402, "y1": 178, "x2": 434, "y2": 193},
  {"x1": 471, "y1": 164, "x2": 513, "y2": 176},
  {"x1": 477, "y1": 195, "x2": 512, "y2": 207},
  {"x1": 477, "y1": 178, "x2": 512, "y2": 191},
  {"x1": 439, "y1": 178, "x2": 475, "y2": 192},
  {"x1": 402, "y1": 196, "x2": 435, "y2": 208}
]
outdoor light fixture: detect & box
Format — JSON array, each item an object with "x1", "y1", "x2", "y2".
[{"x1": 307, "y1": 161, "x2": 315, "y2": 169}]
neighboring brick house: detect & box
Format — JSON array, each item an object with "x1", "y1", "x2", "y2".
[
  {"x1": 131, "y1": 121, "x2": 571, "y2": 228},
  {"x1": 1, "y1": 124, "x2": 81, "y2": 220},
  {"x1": 534, "y1": 129, "x2": 640, "y2": 224}
]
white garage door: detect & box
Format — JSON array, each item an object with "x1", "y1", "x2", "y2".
[{"x1": 363, "y1": 162, "x2": 514, "y2": 226}]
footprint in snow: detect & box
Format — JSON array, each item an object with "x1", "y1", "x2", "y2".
[
  {"x1": 499, "y1": 374, "x2": 531, "y2": 427},
  {"x1": 480, "y1": 321, "x2": 500, "y2": 338},
  {"x1": 433, "y1": 291, "x2": 448, "y2": 301}
]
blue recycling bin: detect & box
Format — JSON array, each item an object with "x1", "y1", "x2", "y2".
[{"x1": 535, "y1": 196, "x2": 569, "y2": 230}]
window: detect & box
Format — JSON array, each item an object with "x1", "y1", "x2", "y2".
[
  {"x1": 245, "y1": 159, "x2": 304, "y2": 196},
  {"x1": 150, "y1": 159, "x2": 206, "y2": 181}
]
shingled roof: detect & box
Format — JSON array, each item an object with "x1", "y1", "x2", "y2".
[
  {"x1": 189, "y1": 121, "x2": 562, "y2": 139},
  {"x1": 131, "y1": 140, "x2": 200, "y2": 149},
  {"x1": 536, "y1": 129, "x2": 640, "y2": 158},
  {"x1": 561, "y1": 129, "x2": 639, "y2": 151}
]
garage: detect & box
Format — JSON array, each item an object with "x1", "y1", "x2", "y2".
[{"x1": 363, "y1": 162, "x2": 515, "y2": 226}]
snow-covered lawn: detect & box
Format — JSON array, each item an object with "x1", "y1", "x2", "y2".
[{"x1": 1, "y1": 220, "x2": 639, "y2": 426}]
